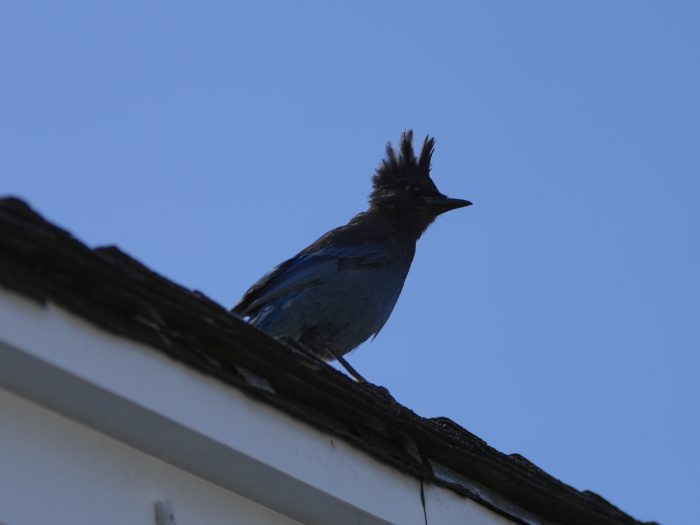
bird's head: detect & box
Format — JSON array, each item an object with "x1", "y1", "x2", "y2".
[{"x1": 369, "y1": 130, "x2": 472, "y2": 237}]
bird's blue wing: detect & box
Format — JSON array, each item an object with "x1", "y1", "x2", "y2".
[{"x1": 233, "y1": 242, "x2": 386, "y2": 316}]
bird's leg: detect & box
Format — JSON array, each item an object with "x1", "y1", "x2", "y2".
[
  {"x1": 324, "y1": 349, "x2": 368, "y2": 384},
  {"x1": 277, "y1": 337, "x2": 326, "y2": 364},
  {"x1": 278, "y1": 336, "x2": 368, "y2": 383},
  {"x1": 327, "y1": 349, "x2": 395, "y2": 402}
]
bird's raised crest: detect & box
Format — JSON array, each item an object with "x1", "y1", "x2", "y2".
[{"x1": 370, "y1": 130, "x2": 437, "y2": 203}]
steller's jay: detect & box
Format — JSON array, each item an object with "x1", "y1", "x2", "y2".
[{"x1": 233, "y1": 131, "x2": 471, "y2": 382}]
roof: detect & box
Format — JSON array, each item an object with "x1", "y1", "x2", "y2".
[{"x1": 0, "y1": 196, "x2": 657, "y2": 525}]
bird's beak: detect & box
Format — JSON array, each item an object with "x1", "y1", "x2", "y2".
[{"x1": 423, "y1": 195, "x2": 473, "y2": 214}]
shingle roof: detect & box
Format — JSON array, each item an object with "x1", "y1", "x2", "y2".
[{"x1": 0, "y1": 197, "x2": 657, "y2": 525}]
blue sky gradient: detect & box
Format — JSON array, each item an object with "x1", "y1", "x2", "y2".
[{"x1": 3, "y1": 3, "x2": 699, "y2": 523}]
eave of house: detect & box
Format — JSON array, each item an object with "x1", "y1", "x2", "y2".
[{"x1": 0, "y1": 286, "x2": 514, "y2": 525}]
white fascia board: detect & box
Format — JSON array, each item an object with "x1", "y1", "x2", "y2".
[
  {"x1": 0, "y1": 286, "x2": 423, "y2": 525},
  {"x1": 0, "y1": 286, "x2": 516, "y2": 525}
]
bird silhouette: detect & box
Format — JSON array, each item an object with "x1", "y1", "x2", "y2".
[{"x1": 233, "y1": 131, "x2": 471, "y2": 382}]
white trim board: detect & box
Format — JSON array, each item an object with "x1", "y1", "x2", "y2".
[{"x1": 0, "y1": 286, "x2": 513, "y2": 525}]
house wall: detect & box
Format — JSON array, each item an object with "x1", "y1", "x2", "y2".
[{"x1": 0, "y1": 386, "x2": 300, "y2": 525}]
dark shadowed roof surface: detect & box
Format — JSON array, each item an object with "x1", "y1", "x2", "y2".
[{"x1": 0, "y1": 197, "x2": 657, "y2": 525}]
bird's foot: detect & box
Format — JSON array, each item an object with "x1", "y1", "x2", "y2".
[
  {"x1": 362, "y1": 383, "x2": 397, "y2": 404},
  {"x1": 332, "y1": 353, "x2": 368, "y2": 384},
  {"x1": 319, "y1": 347, "x2": 367, "y2": 383}
]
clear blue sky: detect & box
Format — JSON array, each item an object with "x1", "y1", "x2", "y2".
[{"x1": 2, "y1": 2, "x2": 698, "y2": 523}]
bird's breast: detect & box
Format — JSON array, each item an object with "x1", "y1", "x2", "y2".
[{"x1": 309, "y1": 258, "x2": 410, "y2": 353}]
